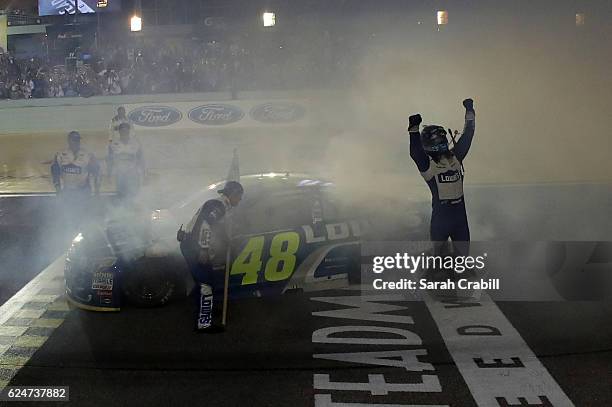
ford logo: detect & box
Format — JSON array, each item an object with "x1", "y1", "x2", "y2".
[
  {"x1": 250, "y1": 102, "x2": 306, "y2": 124},
  {"x1": 128, "y1": 106, "x2": 182, "y2": 127},
  {"x1": 188, "y1": 104, "x2": 244, "y2": 125}
]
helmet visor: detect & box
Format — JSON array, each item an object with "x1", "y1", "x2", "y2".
[{"x1": 421, "y1": 127, "x2": 449, "y2": 153}]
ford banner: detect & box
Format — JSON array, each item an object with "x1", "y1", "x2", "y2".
[
  {"x1": 188, "y1": 104, "x2": 245, "y2": 126},
  {"x1": 124, "y1": 99, "x2": 310, "y2": 130},
  {"x1": 128, "y1": 106, "x2": 183, "y2": 127},
  {"x1": 250, "y1": 102, "x2": 306, "y2": 124}
]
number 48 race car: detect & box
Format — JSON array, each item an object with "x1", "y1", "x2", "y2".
[{"x1": 64, "y1": 172, "x2": 427, "y2": 311}]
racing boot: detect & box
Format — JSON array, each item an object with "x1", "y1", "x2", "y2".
[{"x1": 195, "y1": 283, "x2": 214, "y2": 331}]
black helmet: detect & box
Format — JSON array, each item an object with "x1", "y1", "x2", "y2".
[
  {"x1": 421, "y1": 125, "x2": 449, "y2": 154},
  {"x1": 218, "y1": 181, "x2": 244, "y2": 196}
]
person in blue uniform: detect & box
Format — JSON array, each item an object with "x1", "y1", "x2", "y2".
[
  {"x1": 178, "y1": 181, "x2": 244, "y2": 332},
  {"x1": 408, "y1": 99, "x2": 475, "y2": 253}
]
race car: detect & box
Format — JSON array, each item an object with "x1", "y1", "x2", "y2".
[{"x1": 64, "y1": 172, "x2": 428, "y2": 311}]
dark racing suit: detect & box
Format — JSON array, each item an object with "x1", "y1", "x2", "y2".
[
  {"x1": 409, "y1": 111, "x2": 475, "y2": 249},
  {"x1": 179, "y1": 196, "x2": 232, "y2": 330}
]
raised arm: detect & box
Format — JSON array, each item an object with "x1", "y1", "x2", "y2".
[
  {"x1": 453, "y1": 99, "x2": 476, "y2": 162},
  {"x1": 408, "y1": 114, "x2": 430, "y2": 172}
]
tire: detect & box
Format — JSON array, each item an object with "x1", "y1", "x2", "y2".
[{"x1": 121, "y1": 257, "x2": 178, "y2": 307}]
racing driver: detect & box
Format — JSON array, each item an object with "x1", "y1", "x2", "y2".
[{"x1": 408, "y1": 98, "x2": 475, "y2": 254}]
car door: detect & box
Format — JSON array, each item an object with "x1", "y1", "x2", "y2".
[
  {"x1": 227, "y1": 188, "x2": 327, "y2": 296},
  {"x1": 227, "y1": 188, "x2": 364, "y2": 297},
  {"x1": 288, "y1": 188, "x2": 364, "y2": 291}
]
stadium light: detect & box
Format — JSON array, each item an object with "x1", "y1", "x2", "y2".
[
  {"x1": 262, "y1": 12, "x2": 276, "y2": 27},
  {"x1": 131, "y1": 15, "x2": 142, "y2": 32},
  {"x1": 437, "y1": 10, "x2": 448, "y2": 25}
]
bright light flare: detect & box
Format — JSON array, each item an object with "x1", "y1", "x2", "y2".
[
  {"x1": 437, "y1": 10, "x2": 448, "y2": 25},
  {"x1": 262, "y1": 12, "x2": 276, "y2": 27},
  {"x1": 131, "y1": 15, "x2": 142, "y2": 32}
]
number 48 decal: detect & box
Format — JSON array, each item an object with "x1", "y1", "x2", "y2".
[{"x1": 231, "y1": 232, "x2": 301, "y2": 285}]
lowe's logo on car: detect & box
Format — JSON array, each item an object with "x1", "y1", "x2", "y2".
[
  {"x1": 128, "y1": 106, "x2": 182, "y2": 127},
  {"x1": 188, "y1": 104, "x2": 245, "y2": 125},
  {"x1": 250, "y1": 102, "x2": 306, "y2": 123}
]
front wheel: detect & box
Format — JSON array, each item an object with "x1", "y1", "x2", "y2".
[{"x1": 121, "y1": 257, "x2": 178, "y2": 307}]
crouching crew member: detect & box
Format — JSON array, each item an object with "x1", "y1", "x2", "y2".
[
  {"x1": 408, "y1": 98, "x2": 475, "y2": 253},
  {"x1": 178, "y1": 181, "x2": 244, "y2": 332}
]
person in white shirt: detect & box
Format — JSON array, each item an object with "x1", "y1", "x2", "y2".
[
  {"x1": 50, "y1": 131, "x2": 100, "y2": 230},
  {"x1": 107, "y1": 122, "x2": 144, "y2": 201},
  {"x1": 108, "y1": 106, "x2": 133, "y2": 143},
  {"x1": 51, "y1": 131, "x2": 100, "y2": 195}
]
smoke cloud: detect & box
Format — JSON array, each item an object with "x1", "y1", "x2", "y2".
[{"x1": 2, "y1": 1, "x2": 612, "y2": 304}]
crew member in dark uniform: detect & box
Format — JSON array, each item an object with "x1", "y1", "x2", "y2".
[{"x1": 178, "y1": 181, "x2": 244, "y2": 332}]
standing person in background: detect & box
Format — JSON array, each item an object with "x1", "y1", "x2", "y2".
[
  {"x1": 108, "y1": 106, "x2": 132, "y2": 143},
  {"x1": 51, "y1": 131, "x2": 100, "y2": 231},
  {"x1": 107, "y1": 123, "x2": 144, "y2": 202},
  {"x1": 408, "y1": 98, "x2": 476, "y2": 255}
]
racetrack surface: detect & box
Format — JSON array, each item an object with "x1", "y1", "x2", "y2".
[{"x1": 1, "y1": 283, "x2": 611, "y2": 406}]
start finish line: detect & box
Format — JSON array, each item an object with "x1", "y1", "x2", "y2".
[{"x1": 310, "y1": 291, "x2": 573, "y2": 407}]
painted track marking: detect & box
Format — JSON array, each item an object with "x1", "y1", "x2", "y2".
[
  {"x1": 0, "y1": 255, "x2": 68, "y2": 391},
  {"x1": 424, "y1": 293, "x2": 574, "y2": 406}
]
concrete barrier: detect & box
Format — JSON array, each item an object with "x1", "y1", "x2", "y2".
[{"x1": 0, "y1": 91, "x2": 316, "y2": 133}]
